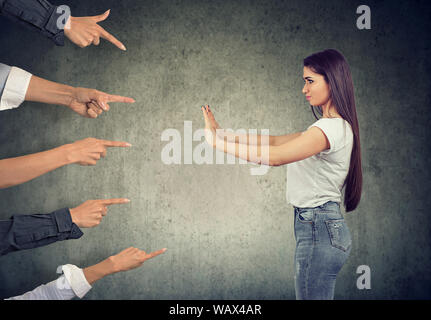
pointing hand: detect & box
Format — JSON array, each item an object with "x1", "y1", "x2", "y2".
[
  {"x1": 64, "y1": 137, "x2": 131, "y2": 166},
  {"x1": 70, "y1": 198, "x2": 130, "y2": 228},
  {"x1": 68, "y1": 87, "x2": 135, "y2": 118},
  {"x1": 64, "y1": 9, "x2": 126, "y2": 50}
]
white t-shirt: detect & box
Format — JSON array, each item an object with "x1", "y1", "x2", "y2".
[{"x1": 286, "y1": 118, "x2": 354, "y2": 208}]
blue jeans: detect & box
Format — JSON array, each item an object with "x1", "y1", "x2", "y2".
[{"x1": 293, "y1": 201, "x2": 352, "y2": 300}]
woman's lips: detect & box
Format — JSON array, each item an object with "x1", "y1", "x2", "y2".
[{"x1": 306, "y1": 96, "x2": 311, "y2": 100}]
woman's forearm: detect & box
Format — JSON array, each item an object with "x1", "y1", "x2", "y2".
[
  {"x1": 25, "y1": 75, "x2": 76, "y2": 107},
  {"x1": 218, "y1": 131, "x2": 301, "y2": 146},
  {"x1": 215, "y1": 137, "x2": 275, "y2": 166},
  {"x1": 0, "y1": 145, "x2": 72, "y2": 189},
  {"x1": 217, "y1": 131, "x2": 273, "y2": 146}
]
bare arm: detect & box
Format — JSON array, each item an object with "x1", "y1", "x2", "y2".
[
  {"x1": 203, "y1": 105, "x2": 302, "y2": 146},
  {"x1": 202, "y1": 106, "x2": 329, "y2": 166},
  {"x1": 0, "y1": 138, "x2": 131, "y2": 189},
  {"x1": 270, "y1": 132, "x2": 303, "y2": 146},
  {"x1": 221, "y1": 131, "x2": 302, "y2": 146},
  {"x1": 82, "y1": 258, "x2": 115, "y2": 285},
  {"x1": 25, "y1": 75, "x2": 76, "y2": 107},
  {"x1": 25, "y1": 75, "x2": 135, "y2": 118},
  {"x1": 0, "y1": 146, "x2": 70, "y2": 189}
]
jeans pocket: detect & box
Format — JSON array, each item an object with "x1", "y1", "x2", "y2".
[
  {"x1": 297, "y1": 209, "x2": 313, "y2": 223},
  {"x1": 325, "y1": 219, "x2": 352, "y2": 252}
]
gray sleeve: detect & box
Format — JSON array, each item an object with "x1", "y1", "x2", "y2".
[{"x1": 0, "y1": 63, "x2": 11, "y2": 96}]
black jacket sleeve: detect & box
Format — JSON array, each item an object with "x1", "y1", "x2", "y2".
[
  {"x1": 0, "y1": 0, "x2": 67, "y2": 46},
  {"x1": 0, "y1": 207, "x2": 83, "y2": 256}
]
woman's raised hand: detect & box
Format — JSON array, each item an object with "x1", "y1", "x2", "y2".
[
  {"x1": 206, "y1": 105, "x2": 221, "y2": 131},
  {"x1": 201, "y1": 104, "x2": 221, "y2": 147}
]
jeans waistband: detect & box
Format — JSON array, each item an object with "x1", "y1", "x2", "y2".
[{"x1": 294, "y1": 201, "x2": 340, "y2": 213}]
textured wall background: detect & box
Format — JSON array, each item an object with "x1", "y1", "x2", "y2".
[{"x1": 0, "y1": 0, "x2": 430, "y2": 299}]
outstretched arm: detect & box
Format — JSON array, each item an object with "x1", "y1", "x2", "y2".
[
  {"x1": 0, "y1": 198, "x2": 130, "y2": 256},
  {"x1": 202, "y1": 105, "x2": 329, "y2": 166},
  {"x1": 25, "y1": 75, "x2": 135, "y2": 118},
  {"x1": 203, "y1": 105, "x2": 302, "y2": 146},
  {"x1": 0, "y1": 138, "x2": 131, "y2": 189},
  {"x1": 0, "y1": 63, "x2": 134, "y2": 116},
  {"x1": 0, "y1": 1, "x2": 126, "y2": 49},
  {"x1": 6, "y1": 247, "x2": 166, "y2": 300}
]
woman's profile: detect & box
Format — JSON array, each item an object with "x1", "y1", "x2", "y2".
[{"x1": 201, "y1": 48, "x2": 363, "y2": 300}]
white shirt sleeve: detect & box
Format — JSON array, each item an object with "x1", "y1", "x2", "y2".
[
  {"x1": 4, "y1": 264, "x2": 92, "y2": 300},
  {"x1": 309, "y1": 119, "x2": 347, "y2": 155},
  {"x1": 0, "y1": 66, "x2": 33, "y2": 111},
  {"x1": 0, "y1": 63, "x2": 11, "y2": 97}
]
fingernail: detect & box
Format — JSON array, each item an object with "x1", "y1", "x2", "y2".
[
  {"x1": 125, "y1": 143, "x2": 132, "y2": 147},
  {"x1": 162, "y1": 248, "x2": 167, "y2": 252},
  {"x1": 120, "y1": 44, "x2": 127, "y2": 51},
  {"x1": 125, "y1": 199, "x2": 131, "y2": 202}
]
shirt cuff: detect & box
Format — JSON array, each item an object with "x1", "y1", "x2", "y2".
[
  {"x1": 53, "y1": 208, "x2": 83, "y2": 239},
  {"x1": 57, "y1": 264, "x2": 92, "y2": 299},
  {"x1": 0, "y1": 66, "x2": 32, "y2": 111}
]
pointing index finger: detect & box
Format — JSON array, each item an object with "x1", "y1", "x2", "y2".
[
  {"x1": 144, "y1": 248, "x2": 167, "y2": 260},
  {"x1": 101, "y1": 198, "x2": 131, "y2": 206},
  {"x1": 98, "y1": 26, "x2": 126, "y2": 51},
  {"x1": 107, "y1": 94, "x2": 135, "y2": 104},
  {"x1": 100, "y1": 139, "x2": 132, "y2": 147}
]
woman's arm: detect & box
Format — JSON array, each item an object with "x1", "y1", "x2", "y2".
[
  {"x1": 204, "y1": 105, "x2": 302, "y2": 146},
  {"x1": 202, "y1": 106, "x2": 329, "y2": 166},
  {"x1": 214, "y1": 129, "x2": 327, "y2": 166},
  {"x1": 270, "y1": 132, "x2": 303, "y2": 146},
  {"x1": 219, "y1": 131, "x2": 302, "y2": 146}
]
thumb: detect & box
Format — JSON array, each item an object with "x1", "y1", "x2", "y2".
[{"x1": 95, "y1": 9, "x2": 110, "y2": 22}]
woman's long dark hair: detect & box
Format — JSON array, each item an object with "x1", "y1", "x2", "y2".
[{"x1": 304, "y1": 49, "x2": 362, "y2": 212}]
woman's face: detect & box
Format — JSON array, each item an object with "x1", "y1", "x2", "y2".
[{"x1": 302, "y1": 66, "x2": 331, "y2": 107}]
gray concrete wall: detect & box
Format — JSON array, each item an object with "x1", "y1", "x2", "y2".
[{"x1": 0, "y1": 0, "x2": 430, "y2": 299}]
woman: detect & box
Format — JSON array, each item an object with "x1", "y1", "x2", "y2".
[{"x1": 201, "y1": 48, "x2": 362, "y2": 300}]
